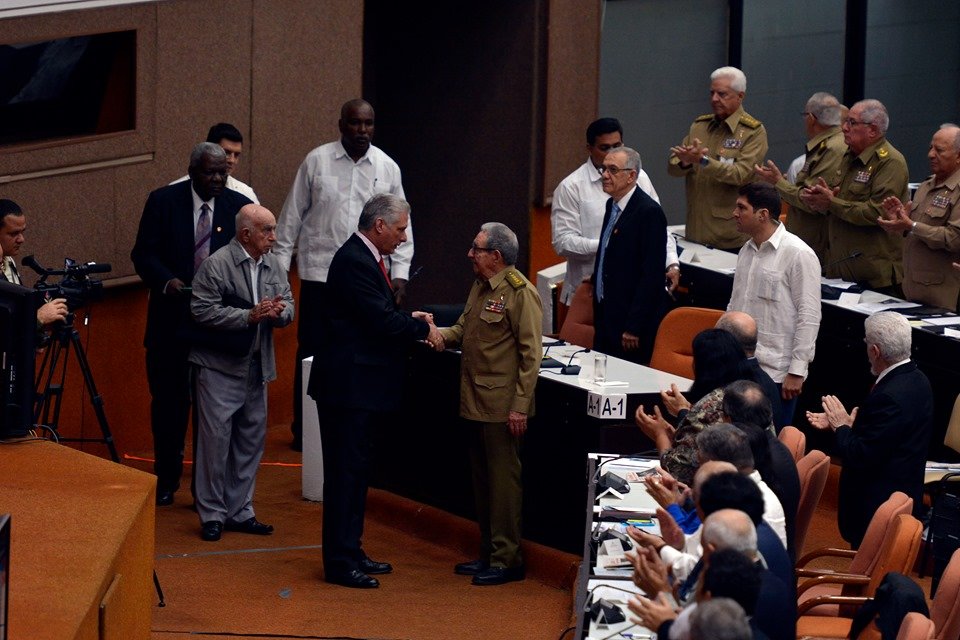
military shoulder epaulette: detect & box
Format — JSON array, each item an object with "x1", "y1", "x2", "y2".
[
  {"x1": 505, "y1": 270, "x2": 525, "y2": 290},
  {"x1": 695, "y1": 114, "x2": 714, "y2": 123},
  {"x1": 739, "y1": 114, "x2": 762, "y2": 129}
]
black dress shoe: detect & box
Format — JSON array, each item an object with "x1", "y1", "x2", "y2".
[
  {"x1": 326, "y1": 569, "x2": 379, "y2": 589},
  {"x1": 454, "y1": 559, "x2": 489, "y2": 575},
  {"x1": 201, "y1": 521, "x2": 223, "y2": 542},
  {"x1": 471, "y1": 565, "x2": 525, "y2": 586},
  {"x1": 155, "y1": 491, "x2": 174, "y2": 507},
  {"x1": 224, "y1": 517, "x2": 274, "y2": 535},
  {"x1": 359, "y1": 558, "x2": 393, "y2": 575}
]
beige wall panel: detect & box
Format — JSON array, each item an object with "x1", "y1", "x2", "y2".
[
  {"x1": 2, "y1": 167, "x2": 117, "y2": 277},
  {"x1": 250, "y1": 0, "x2": 363, "y2": 211},
  {"x1": 542, "y1": 0, "x2": 600, "y2": 204}
]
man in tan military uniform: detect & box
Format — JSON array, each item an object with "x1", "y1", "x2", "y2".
[
  {"x1": 437, "y1": 222, "x2": 542, "y2": 586},
  {"x1": 879, "y1": 124, "x2": 960, "y2": 311},
  {"x1": 801, "y1": 99, "x2": 908, "y2": 294},
  {"x1": 755, "y1": 92, "x2": 847, "y2": 262},
  {"x1": 668, "y1": 66, "x2": 768, "y2": 249}
]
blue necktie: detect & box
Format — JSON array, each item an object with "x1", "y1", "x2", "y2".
[{"x1": 595, "y1": 202, "x2": 622, "y2": 301}]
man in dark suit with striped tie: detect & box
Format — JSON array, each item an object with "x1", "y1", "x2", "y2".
[
  {"x1": 0, "y1": 199, "x2": 69, "y2": 325},
  {"x1": 131, "y1": 143, "x2": 252, "y2": 507}
]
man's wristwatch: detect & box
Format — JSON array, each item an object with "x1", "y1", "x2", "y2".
[{"x1": 699, "y1": 156, "x2": 710, "y2": 167}]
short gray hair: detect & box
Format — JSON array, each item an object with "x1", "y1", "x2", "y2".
[
  {"x1": 702, "y1": 509, "x2": 758, "y2": 554},
  {"x1": 690, "y1": 599, "x2": 752, "y2": 640},
  {"x1": 865, "y1": 311, "x2": 911, "y2": 363},
  {"x1": 479, "y1": 222, "x2": 519, "y2": 265},
  {"x1": 696, "y1": 423, "x2": 754, "y2": 472},
  {"x1": 611, "y1": 146, "x2": 642, "y2": 172},
  {"x1": 939, "y1": 123, "x2": 960, "y2": 153},
  {"x1": 189, "y1": 142, "x2": 226, "y2": 169},
  {"x1": 854, "y1": 99, "x2": 890, "y2": 135},
  {"x1": 358, "y1": 193, "x2": 410, "y2": 231},
  {"x1": 711, "y1": 66, "x2": 747, "y2": 93},
  {"x1": 807, "y1": 92, "x2": 841, "y2": 127}
]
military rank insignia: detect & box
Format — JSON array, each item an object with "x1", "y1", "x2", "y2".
[
  {"x1": 484, "y1": 297, "x2": 505, "y2": 314},
  {"x1": 932, "y1": 194, "x2": 951, "y2": 209},
  {"x1": 854, "y1": 170, "x2": 871, "y2": 184},
  {"x1": 877, "y1": 148, "x2": 889, "y2": 158}
]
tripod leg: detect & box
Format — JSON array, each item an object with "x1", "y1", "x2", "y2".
[
  {"x1": 153, "y1": 569, "x2": 165, "y2": 607},
  {"x1": 68, "y1": 328, "x2": 120, "y2": 463}
]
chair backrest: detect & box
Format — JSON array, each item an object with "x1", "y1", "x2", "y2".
[
  {"x1": 778, "y1": 425, "x2": 806, "y2": 463},
  {"x1": 794, "y1": 449, "x2": 830, "y2": 557},
  {"x1": 849, "y1": 492, "x2": 914, "y2": 576},
  {"x1": 944, "y1": 393, "x2": 960, "y2": 455},
  {"x1": 897, "y1": 613, "x2": 936, "y2": 640},
  {"x1": 862, "y1": 514, "x2": 923, "y2": 597},
  {"x1": 931, "y1": 549, "x2": 960, "y2": 640},
  {"x1": 558, "y1": 280, "x2": 594, "y2": 348},
  {"x1": 648, "y1": 306, "x2": 724, "y2": 378}
]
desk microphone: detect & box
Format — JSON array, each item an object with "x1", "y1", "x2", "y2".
[
  {"x1": 823, "y1": 251, "x2": 863, "y2": 273},
  {"x1": 561, "y1": 348, "x2": 590, "y2": 375}
]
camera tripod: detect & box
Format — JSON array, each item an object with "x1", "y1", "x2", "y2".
[
  {"x1": 33, "y1": 311, "x2": 167, "y2": 607},
  {"x1": 33, "y1": 311, "x2": 119, "y2": 462}
]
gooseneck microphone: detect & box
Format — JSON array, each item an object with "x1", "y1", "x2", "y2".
[
  {"x1": 822, "y1": 251, "x2": 863, "y2": 274},
  {"x1": 561, "y1": 348, "x2": 590, "y2": 375}
]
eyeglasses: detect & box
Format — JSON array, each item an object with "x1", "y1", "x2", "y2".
[
  {"x1": 597, "y1": 165, "x2": 635, "y2": 176},
  {"x1": 593, "y1": 142, "x2": 623, "y2": 152},
  {"x1": 844, "y1": 118, "x2": 872, "y2": 128},
  {"x1": 471, "y1": 244, "x2": 496, "y2": 253}
]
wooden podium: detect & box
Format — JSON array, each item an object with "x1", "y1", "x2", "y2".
[{"x1": 0, "y1": 440, "x2": 155, "y2": 639}]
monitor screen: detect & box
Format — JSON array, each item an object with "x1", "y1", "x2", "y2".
[{"x1": 0, "y1": 281, "x2": 37, "y2": 440}]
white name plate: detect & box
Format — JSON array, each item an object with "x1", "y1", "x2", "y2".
[{"x1": 587, "y1": 391, "x2": 627, "y2": 419}]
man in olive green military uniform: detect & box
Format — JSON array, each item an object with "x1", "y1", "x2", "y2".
[
  {"x1": 668, "y1": 66, "x2": 768, "y2": 250},
  {"x1": 879, "y1": 124, "x2": 960, "y2": 311},
  {"x1": 801, "y1": 99, "x2": 908, "y2": 295},
  {"x1": 437, "y1": 222, "x2": 543, "y2": 586},
  {"x1": 755, "y1": 92, "x2": 847, "y2": 262}
]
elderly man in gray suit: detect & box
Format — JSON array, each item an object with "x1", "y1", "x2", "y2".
[{"x1": 189, "y1": 203, "x2": 295, "y2": 541}]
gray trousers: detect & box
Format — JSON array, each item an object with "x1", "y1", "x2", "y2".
[{"x1": 194, "y1": 358, "x2": 267, "y2": 524}]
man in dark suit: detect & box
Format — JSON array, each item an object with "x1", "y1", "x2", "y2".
[
  {"x1": 308, "y1": 193, "x2": 442, "y2": 589},
  {"x1": 807, "y1": 311, "x2": 933, "y2": 548},
  {"x1": 131, "y1": 143, "x2": 252, "y2": 507},
  {"x1": 715, "y1": 311, "x2": 785, "y2": 429},
  {"x1": 592, "y1": 146, "x2": 670, "y2": 364}
]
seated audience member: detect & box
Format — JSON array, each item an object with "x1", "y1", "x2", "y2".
[
  {"x1": 642, "y1": 465, "x2": 701, "y2": 535},
  {"x1": 696, "y1": 425, "x2": 787, "y2": 548},
  {"x1": 689, "y1": 599, "x2": 753, "y2": 640},
  {"x1": 635, "y1": 329, "x2": 759, "y2": 485},
  {"x1": 715, "y1": 311, "x2": 784, "y2": 429},
  {"x1": 807, "y1": 311, "x2": 933, "y2": 547}
]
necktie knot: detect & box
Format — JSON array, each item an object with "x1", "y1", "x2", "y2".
[{"x1": 194, "y1": 203, "x2": 213, "y2": 273}]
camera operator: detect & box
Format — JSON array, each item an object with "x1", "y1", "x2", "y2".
[{"x1": 0, "y1": 199, "x2": 69, "y2": 326}]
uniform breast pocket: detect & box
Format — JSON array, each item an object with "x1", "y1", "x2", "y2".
[
  {"x1": 756, "y1": 268, "x2": 782, "y2": 301},
  {"x1": 478, "y1": 309, "x2": 506, "y2": 342}
]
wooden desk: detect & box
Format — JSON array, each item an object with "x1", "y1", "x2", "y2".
[{"x1": 0, "y1": 441, "x2": 155, "y2": 640}]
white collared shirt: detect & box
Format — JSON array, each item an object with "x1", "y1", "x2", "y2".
[
  {"x1": 874, "y1": 358, "x2": 911, "y2": 385},
  {"x1": 172, "y1": 174, "x2": 259, "y2": 204},
  {"x1": 728, "y1": 223, "x2": 822, "y2": 382},
  {"x1": 190, "y1": 187, "x2": 215, "y2": 230},
  {"x1": 240, "y1": 246, "x2": 263, "y2": 304},
  {"x1": 273, "y1": 141, "x2": 410, "y2": 282},
  {"x1": 551, "y1": 159, "x2": 678, "y2": 304}
]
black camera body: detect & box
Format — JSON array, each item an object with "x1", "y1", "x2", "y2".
[{"x1": 22, "y1": 255, "x2": 111, "y2": 311}]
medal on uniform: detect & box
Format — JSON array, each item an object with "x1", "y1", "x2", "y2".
[
  {"x1": 932, "y1": 194, "x2": 951, "y2": 209},
  {"x1": 484, "y1": 297, "x2": 505, "y2": 314},
  {"x1": 722, "y1": 138, "x2": 742, "y2": 149},
  {"x1": 854, "y1": 170, "x2": 871, "y2": 184}
]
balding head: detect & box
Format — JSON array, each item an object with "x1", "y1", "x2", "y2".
[
  {"x1": 236, "y1": 203, "x2": 277, "y2": 260},
  {"x1": 702, "y1": 508, "x2": 758, "y2": 557},
  {"x1": 715, "y1": 311, "x2": 757, "y2": 356}
]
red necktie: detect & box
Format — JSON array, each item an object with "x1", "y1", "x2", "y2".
[{"x1": 379, "y1": 258, "x2": 393, "y2": 290}]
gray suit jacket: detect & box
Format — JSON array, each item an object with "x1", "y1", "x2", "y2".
[{"x1": 188, "y1": 238, "x2": 294, "y2": 380}]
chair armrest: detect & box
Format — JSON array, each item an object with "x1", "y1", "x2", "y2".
[
  {"x1": 797, "y1": 594, "x2": 870, "y2": 616},
  {"x1": 796, "y1": 572, "x2": 870, "y2": 597},
  {"x1": 795, "y1": 547, "x2": 856, "y2": 568}
]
